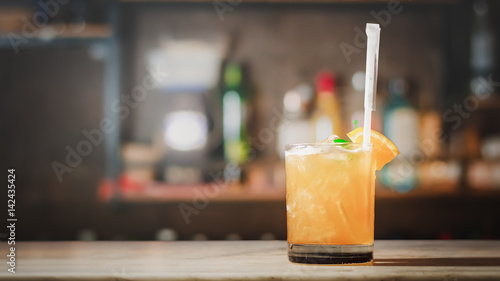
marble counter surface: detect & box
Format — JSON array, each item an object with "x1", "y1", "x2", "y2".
[{"x1": 1, "y1": 240, "x2": 499, "y2": 280}]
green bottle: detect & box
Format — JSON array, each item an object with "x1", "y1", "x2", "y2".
[{"x1": 222, "y1": 62, "x2": 249, "y2": 165}]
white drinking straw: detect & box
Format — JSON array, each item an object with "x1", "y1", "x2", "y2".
[{"x1": 363, "y1": 23, "x2": 381, "y2": 144}]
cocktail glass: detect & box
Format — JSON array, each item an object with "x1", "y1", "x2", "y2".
[{"x1": 286, "y1": 142, "x2": 375, "y2": 264}]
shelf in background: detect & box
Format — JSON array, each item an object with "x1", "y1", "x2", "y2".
[
  {"x1": 113, "y1": 182, "x2": 286, "y2": 203},
  {"x1": 0, "y1": 24, "x2": 111, "y2": 49},
  {"x1": 477, "y1": 95, "x2": 500, "y2": 110},
  {"x1": 375, "y1": 187, "x2": 457, "y2": 199},
  {"x1": 103, "y1": 180, "x2": 500, "y2": 203},
  {"x1": 376, "y1": 186, "x2": 500, "y2": 199}
]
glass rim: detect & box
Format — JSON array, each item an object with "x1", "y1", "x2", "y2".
[{"x1": 285, "y1": 142, "x2": 372, "y2": 151}]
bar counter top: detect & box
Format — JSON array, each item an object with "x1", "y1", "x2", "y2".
[{"x1": 1, "y1": 240, "x2": 499, "y2": 280}]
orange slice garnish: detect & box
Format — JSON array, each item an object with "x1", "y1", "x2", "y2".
[{"x1": 347, "y1": 127, "x2": 399, "y2": 170}]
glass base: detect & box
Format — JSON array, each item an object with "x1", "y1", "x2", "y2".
[{"x1": 288, "y1": 243, "x2": 373, "y2": 264}]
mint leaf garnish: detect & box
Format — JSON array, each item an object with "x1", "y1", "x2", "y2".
[{"x1": 333, "y1": 139, "x2": 348, "y2": 143}]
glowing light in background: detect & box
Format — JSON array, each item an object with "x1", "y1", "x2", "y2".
[
  {"x1": 164, "y1": 111, "x2": 207, "y2": 151},
  {"x1": 352, "y1": 71, "x2": 365, "y2": 91}
]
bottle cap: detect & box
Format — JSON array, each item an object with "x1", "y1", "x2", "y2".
[
  {"x1": 316, "y1": 70, "x2": 336, "y2": 95},
  {"x1": 389, "y1": 78, "x2": 408, "y2": 96}
]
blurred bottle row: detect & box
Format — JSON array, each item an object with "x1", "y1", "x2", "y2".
[
  {"x1": 277, "y1": 71, "x2": 446, "y2": 193},
  {"x1": 114, "y1": 0, "x2": 499, "y2": 195},
  {"x1": 278, "y1": 69, "x2": 500, "y2": 194},
  {"x1": 116, "y1": 62, "x2": 499, "y2": 196}
]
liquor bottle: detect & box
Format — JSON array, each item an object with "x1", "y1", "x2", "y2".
[
  {"x1": 277, "y1": 84, "x2": 315, "y2": 159},
  {"x1": 221, "y1": 62, "x2": 249, "y2": 166},
  {"x1": 384, "y1": 78, "x2": 419, "y2": 156},
  {"x1": 380, "y1": 78, "x2": 418, "y2": 192},
  {"x1": 419, "y1": 92, "x2": 442, "y2": 159},
  {"x1": 311, "y1": 71, "x2": 344, "y2": 141},
  {"x1": 470, "y1": 0, "x2": 495, "y2": 96}
]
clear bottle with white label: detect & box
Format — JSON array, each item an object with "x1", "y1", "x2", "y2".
[{"x1": 277, "y1": 84, "x2": 315, "y2": 159}]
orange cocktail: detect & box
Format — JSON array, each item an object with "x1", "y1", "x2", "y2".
[{"x1": 285, "y1": 142, "x2": 375, "y2": 264}]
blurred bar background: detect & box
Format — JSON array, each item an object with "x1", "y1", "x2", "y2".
[{"x1": 1, "y1": 0, "x2": 500, "y2": 241}]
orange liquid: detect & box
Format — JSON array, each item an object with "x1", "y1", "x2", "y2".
[{"x1": 286, "y1": 146, "x2": 375, "y2": 245}]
